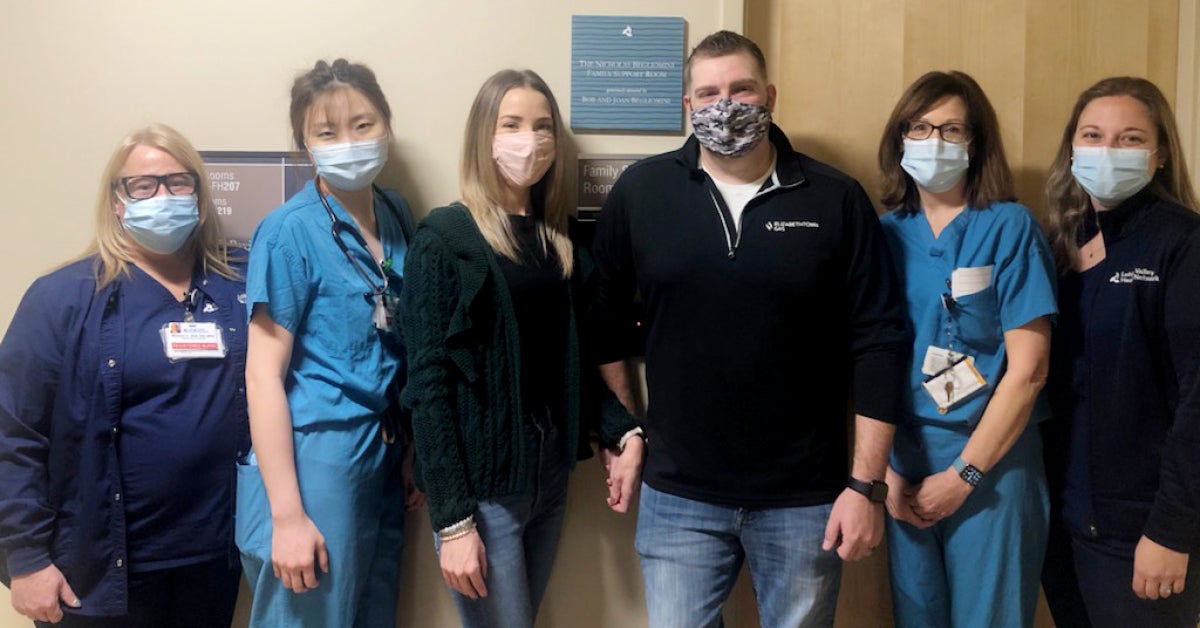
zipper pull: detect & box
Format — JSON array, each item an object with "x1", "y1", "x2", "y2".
[{"x1": 727, "y1": 250, "x2": 736, "y2": 260}]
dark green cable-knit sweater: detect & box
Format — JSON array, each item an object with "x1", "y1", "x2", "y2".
[{"x1": 400, "y1": 204, "x2": 637, "y2": 530}]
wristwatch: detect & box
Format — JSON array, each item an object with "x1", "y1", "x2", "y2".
[
  {"x1": 952, "y1": 456, "x2": 984, "y2": 487},
  {"x1": 847, "y1": 477, "x2": 888, "y2": 503}
]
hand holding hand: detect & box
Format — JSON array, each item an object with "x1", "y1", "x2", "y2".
[
  {"x1": 884, "y1": 467, "x2": 925, "y2": 528},
  {"x1": 909, "y1": 468, "x2": 972, "y2": 524},
  {"x1": 606, "y1": 436, "x2": 645, "y2": 513}
]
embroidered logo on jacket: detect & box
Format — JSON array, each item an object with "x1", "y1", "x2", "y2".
[
  {"x1": 765, "y1": 220, "x2": 820, "y2": 232},
  {"x1": 1109, "y1": 268, "x2": 1160, "y2": 284}
]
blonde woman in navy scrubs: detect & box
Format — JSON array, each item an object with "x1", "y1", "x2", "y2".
[
  {"x1": 0, "y1": 124, "x2": 246, "y2": 627},
  {"x1": 876, "y1": 71, "x2": 1057, "y2": 627}
]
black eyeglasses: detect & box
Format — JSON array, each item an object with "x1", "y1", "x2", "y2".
[
  {"x1": 116, "y1": 172, "x2": 199, "y2": 200},
  {"x1": 904, "y1": 120, "x2": 973, "y2": 144}
]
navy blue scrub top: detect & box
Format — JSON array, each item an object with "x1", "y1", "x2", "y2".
[{"x1": 119, "y1": 265, "x2": 246, "y2": 572}]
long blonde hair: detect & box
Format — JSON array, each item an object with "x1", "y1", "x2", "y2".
[
  {"x1": 460, "y1": 69, "x2": 573, "y2": 277},
  {"x1": 85, "y1": 123, "x2": 238, "y2": 288},
  {"x1": 1045, "y1": 77, "x2": 1198, "y2": 272}
]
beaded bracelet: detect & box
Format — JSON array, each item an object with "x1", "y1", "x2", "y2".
[{"x1": 438, "y1": 515, "x2": 476, "y2": 542}]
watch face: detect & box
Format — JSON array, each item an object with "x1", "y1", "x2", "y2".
[{"x1": 961, "y1": 466, "x2": 984, "y2": 487}]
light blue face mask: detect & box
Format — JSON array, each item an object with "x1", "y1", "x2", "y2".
[
  {"x1": 122, "y1": 194, "x2": 199, "y2": 254},
  {"x1": 900, "y1": 138, "x2": 970, "y2": 194},
  {"x1": 309, "y1": 136, "x2": 388, "y2": 191},
  {"x1": 1070, "y1": 146, "x2": 1153, "y2": 207}
]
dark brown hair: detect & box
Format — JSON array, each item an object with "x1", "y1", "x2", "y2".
[
  {"x1": 1045, "y1": 76, "x2": 1198, "y2": 272},
  {"x1": 877, "y1": 71, "x2": 1014, "y2": 211},
  {"x1": 289, "y1": 59, "x2": 392, "y2": 150},
  {"x1": 684, "y1": 30, "x2": 767, "y2": 90}
]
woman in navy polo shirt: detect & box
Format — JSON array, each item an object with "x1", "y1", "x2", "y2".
[
  {"x1": 1043, "y1": 76, "x2": 1200, "y2": 628},
  {"x1": 0, "y1": 124, "x2": 248, "y2": 626}
]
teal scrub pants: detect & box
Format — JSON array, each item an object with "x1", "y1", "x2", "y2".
[
  {"x1": 887, "y1": 425, "x2": 1048, "y2": 628},
  {"x1": 236, "y1": 421, "x2": 405, "y2": 628}
]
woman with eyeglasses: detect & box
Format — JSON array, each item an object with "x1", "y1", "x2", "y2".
[
  {"x1": 1041, "y1": 77, "x2": 1200, "y2": 628},
  {"x1": 401, "y1": 69, "x2": 641, "y2": 628},
  {"x1": 875, "y1": 71, "x2": 1057, "y2": 627},
  {"x1": 236, "y1": 58, "x2": 419, "y2": 627},
  {"x1": 0, "y1": 124, "x2": 246, "y2": 626}
]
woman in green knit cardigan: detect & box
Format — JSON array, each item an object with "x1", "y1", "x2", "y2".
[{"x1": 400, "y1": 69, "x2": 645, "y2": 628}]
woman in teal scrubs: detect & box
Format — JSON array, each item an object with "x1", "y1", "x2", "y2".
[
  {"x1": 237, "y1": 59, "x2": 419, "y2": 627},
  {"x1": 875, "y1": 71, "x2": 1057, "y2": 628}
]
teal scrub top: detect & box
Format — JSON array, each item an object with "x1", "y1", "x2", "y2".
[
  {"x1": 246, "y1": 180, "x2": 410, "y2": 426},
  {"x1": 880, "y1": 201, "x2": 1057, "y2": 429}
]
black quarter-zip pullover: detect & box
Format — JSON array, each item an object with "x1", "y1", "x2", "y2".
[{"x1": 591, "y1": 126, "x2": 910, "y2": 507}]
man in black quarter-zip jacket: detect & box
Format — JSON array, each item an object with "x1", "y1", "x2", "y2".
[{"x1": 591, "y1": 30, "x2": 910, "y2": 628}]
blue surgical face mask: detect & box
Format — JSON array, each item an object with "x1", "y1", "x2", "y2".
[
  {"x1": 309, "y1": 136, "x2": 388, "y2": 191},
  {"x1": 1070, "y1": 146, "x2": 1153, "y2": 207},
  {"x1": 900, "y1": 138, "x2": 970, "y2": 193},
  {"x1": 121, "y1": 194, "x2": 200, "y2": 254}
]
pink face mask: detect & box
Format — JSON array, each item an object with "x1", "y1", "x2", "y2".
[{"x1": 493, "y1": 132, "x2": 556, "y2": 188}]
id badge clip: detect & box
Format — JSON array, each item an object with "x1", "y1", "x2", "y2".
[
  {"x1": 921, "y1": 347, "x2": 986, "y2": 414},
  {"x1": 160, "y1": 321, "x2": 228, "y2": 362}
]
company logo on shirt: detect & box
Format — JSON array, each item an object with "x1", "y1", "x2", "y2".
[
  {"x1": 237, "y1": 293, "x2": 247, "y2": 304},
  {"x1": 765, "y1": 220, "x2": 819, "y2": 232},
  {"x1": 1109, "y1": 268, "x2": 1160, "y2": 284},
  {"x1": 203, "y1": 302, "x2": 219, "y2": 313}
]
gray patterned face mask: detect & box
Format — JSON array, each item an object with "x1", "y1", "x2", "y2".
[{"x1": 690, "y1": 98, "x2": 771, "y2": 157}]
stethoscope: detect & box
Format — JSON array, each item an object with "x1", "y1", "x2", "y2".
[
  {"x1": 316, "y1": 181, "x2": 389, "y2": 307},
  {"x1": 315, "y1": 180, "x2": 411, "y2": 445}
]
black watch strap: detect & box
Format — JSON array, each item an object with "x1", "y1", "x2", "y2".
[{"x1": 847, "y1": 477, "x2": 888, "y2": 503}]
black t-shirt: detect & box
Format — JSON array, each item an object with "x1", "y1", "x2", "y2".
[{"x1": 494, "y1": 215, "x2": 569, "y2": 418}]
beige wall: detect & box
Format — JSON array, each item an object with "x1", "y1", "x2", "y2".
[{"x1": 0, "y1": 1, "x2": 1194, "y2": 627}]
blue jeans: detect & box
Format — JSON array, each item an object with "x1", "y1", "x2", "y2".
[
  {"x1": 436, "y1": 417, "x2": 570, "y2": 628},
  {"x1": 635, "y1": 483, "x2": 841, "y2": 628}
]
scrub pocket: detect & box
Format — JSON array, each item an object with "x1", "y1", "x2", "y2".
[
  {"x1": 951, "y1": 288, "x2": 1001, "y2": 353},
  {"x1": 235, "y1": 459, "x2": 270, "y2": 558}
]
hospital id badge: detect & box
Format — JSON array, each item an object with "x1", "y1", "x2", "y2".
[
  {"x1": 922, "y1": 354, "x2": 986, "y2": 414},
  {"x1": 160, "y1": 321, "x2": 227, "y2": 361},
  {"x1": 921, "y1": 345, "x2": 960, "y2": 376}
]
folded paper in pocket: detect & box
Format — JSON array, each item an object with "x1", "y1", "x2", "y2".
[{"x1": 951, "y1": 265, "x2": 993, "y2": 299}]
